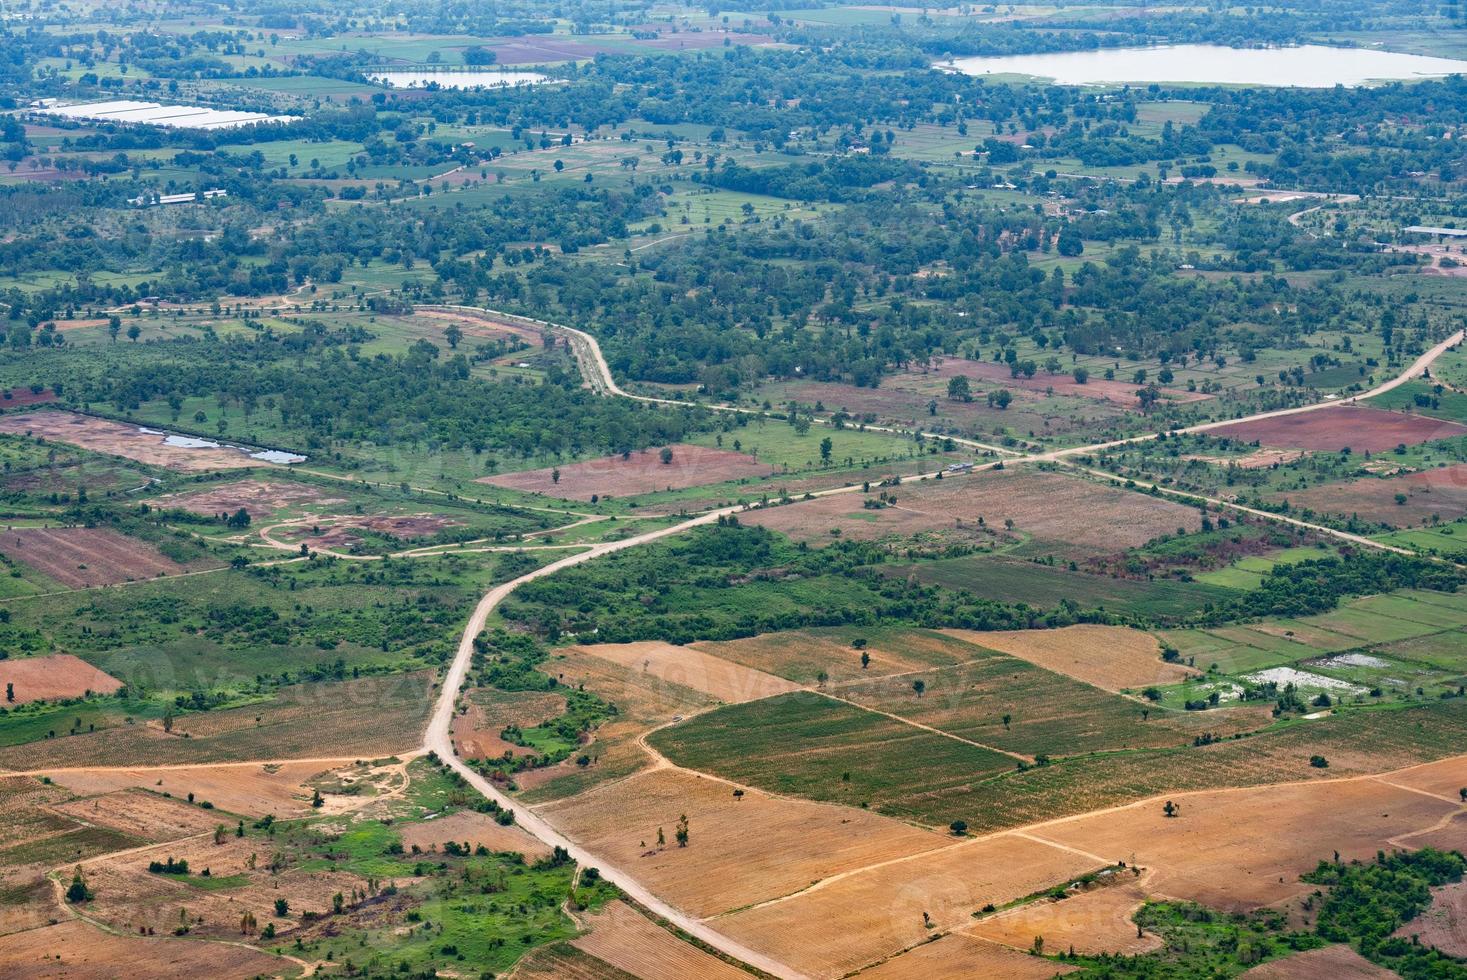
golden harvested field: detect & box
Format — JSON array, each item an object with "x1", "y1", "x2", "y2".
[
  {"x1": 741, "y1": 468, "x2": 1201, "y2": 555},
  {"x1": 1240, "y1": 944, "x2": 1395, "y2": 979},
  {"x1": 575, "y1": 641, "x2": 802, "y2": 703},
  {"x1": 693, "y1": 626, "x2": 977, "y2": 685},
  {"x1": 965, "y1": 871, "x2": 1160, "y2": 956},
  {"x1": 571, "y1": 900, "x2": 750, "y2": 980},
  {"x1": 47, "y1": 761, "x2": 346, "y2": 817},
  {"x1": 0, "y1": 411, "x2": 259, "y2": 472},
  {"x1": 0, "y1": 654, "x2": 122, "y2": 704},
  {"x1": 1033, "y1": 769, "x2": 1466, "y2": 911},
  {"x1": 534, "y1": 767, "x2": 949, "y2": 918},
  {"x1": 0, "y1": 920, "x2": 286, "y2": 979},
  {"x1": 855, "y1": 932, "x2": 1076, "y2": 979},
  {"x1": 518, "y1": 648, "x2": 713, "y2": 803},
  {"x1": 714, "y1": 833, "x2": 1095, "y2": 979},
  {"x1": 51, "y1": 789, "x2": 222, "y2": 842},
  {"x1": 941, "y1": 625, "x2": 1197, "y2": 692},
  {"x1": 400, "y1": 809, "x2": 551, "y2": 860}
]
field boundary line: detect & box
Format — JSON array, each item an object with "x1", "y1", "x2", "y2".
[{"x1": 810, "y1": 690, "x2": 1032, "y2": 763}]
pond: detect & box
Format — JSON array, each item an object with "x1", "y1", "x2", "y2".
[
  {"x1": 138, "y1": 427, "x2": 307, "y2": 464},
  {"x1": 943, "y1": 44, "x2": 1467, "y2": 87},
  {"x1": 369, "y1": 70, "x2": 551, "y2": 90}
]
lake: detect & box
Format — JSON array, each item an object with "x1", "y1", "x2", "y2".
[
  {"x1": 944, "y1": 44, "x2": 1467, "y2": 87},
  {"x1": 369, "y1": 70, "x2": 551, "y2": 90}
]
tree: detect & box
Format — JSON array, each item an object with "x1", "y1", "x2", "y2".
[
  {"x1": 1163, "y1": 800, "x2": 1179, "y2": 818},
  {"x1": 913, "y1": 679, "x2": 926, "y2": 697},
  {"x1": 675, "y1": 813, "x2": 689, "y2": 847},
  {"x1": 660, "y1": 447, "x2": 674, "y2": 465},
  {"x1": 987, "y1": 388, "x2": 1012, "y2": 410},
  {"x1": 444, "y1": 324, "x2": 462, "y2": 349},
  {"x1": 947, "y1": 375, "x2": 972, "y2": 402},
  {"x1": 332, "y1": 892, "x2": 345, "y2": 914},
  {"x1": 554, "y1": 159, "x2": 564, "y2": 173},
  {"x1": 463, "y1": 45, "x2": 497, "y2": 66},
  {"x1": 949, "y1": 820, "x2": 968, "y2": 836},
  {"x1": 1072, "y1": 367, "x2": 1089, "y2": 384},
  {"x1": 66, "y1": 866, "x2": 92, "y2": 903},
  {"x1": 819, "y1": 436, "x2": 832, "y2": 464},
  {"x1": 227, "y1": 507, "x2": 251, "y2": 528},
  {"x1": 126, "y1": 323, "x2": 141, "y2": 342},
  {"x1": 551, "y1": 467, "x2": 560, "y2": 484},
  {"x1": 274, "y1": 898, "x2": 289, "y2": 917},
  {"x1": 1137, "y1": 384, "x2": 1161, "y2": 412},
  {"x1": 108, "y1": 315, "x2": 121, "y2": 342},
  {"x1": 311, "y1": 788, "x2": 324, "y2": 808},
  {"x1": 860, "y1": 651, "x2": 870, "y2": 670},
  {"x1": 4, "y1": 682, "x2": 11, "y2": 703},
  {"x1": 1001, "y1": 713, "x2": 1011, "y2": 730}
]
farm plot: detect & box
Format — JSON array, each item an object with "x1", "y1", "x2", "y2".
[
  {"x1": 48, "y1": 761, "x2": 343, "y2": 817},
  {"x1": 714, "y1": 832, "x2": 1095, "y2": 979},
  {"x1": 534, "y1": 767, "x2": 949, "y2": 917},
  {"x1": 692, "y1": 626, "x2": 980, "y2": 685},
  {"x1": 50, "y1": 789, "x2": 224, "y2": 842},
  {"x1": 571, "y1": 901, "x2": 751, "y2": 980},
  {"x1": 1032, "y1": 768, "x2": 1465, "y2": 911},
  {"x1": 1393, "y1": 880, "x2": 1467, "y2": 955},
  {"x1": 940, "y1": 625, "x2": 1196, "y2": 691},
  {"x1": 575, "y1": 641, "x2": 801, "y2": 703},
  {"x1": 828, "y1": 653, "x2": 1269, "y2": 760},
  {"x1": 453, "y1": 686, "x2": 566, "y2": 763},
  {"x1": 906, "y1": 356, "x2": 1208, "y2": 408},
  {"x1": 1242, "y1": 945, "x2": 1395, "y2": 979},
  {"x1": 1265, "y1": 463, "x2": 1467, "y2": 527},
  {"x1": 399, "y1": 809, "x2": 550, "y2": 861},
  {"x1": 1206, "y1": 405, "x2": 1467, "y2": 453},
  {"x1": 0, "y1": 411, "x2": 263, "y2": 471},
  {"x1": 157, "y1": 478, "x2": 346, "y2": 517},
  {"x1": 742, "y1": 468, "x2": 1202, "y2": 556},
  {"x1": 646, "y1": 691, "x2": 1018, "y2": 814},
  {"x1": 857, "y1": 933, "x2": 1076, "y2": 979},
  {"x1": 481, "y1": 444, "x2": 773, "y2": 501},
  {"x1": 0, "y1": 527, "x2": 206, "y2": 588},
  {"x1": 273, "y1": 512, "x2": 463, "y2": 552},
  {"x1": 965, "y1": 872, "x2": 1159, "y2": 956},
  {"x1": 0, "y1": 920, "x2": 284, "y2": 979},
  {"x1": 0, "y1": 654, "x2": 121, "y2": 703}
]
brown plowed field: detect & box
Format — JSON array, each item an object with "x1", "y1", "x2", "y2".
[
  {"x1": 50, "y1": 789, "x2": 222, "y2": 842},
  {"x1": 513, "y1": 943, "x2": 638, "y2": 979},
  {"x1": 576, "y1": 642, "x2": 802, "y2": 703},
  {"x1": 0, "y1": 527, "x2": 202, "y2": 588},
  {"x1": 0, "y1": 411, "x2": 259, "y2": 471},
  {"x1": 912, "y1": 357, "x2": 1208, "y2": 408},
  {"x1": 742, "y1": 468, "x2": 1200, "y2": 555},
  {"x1": 1265, "y1": 463, "x2": 1467, "y2": 527},
  {"x1": 940, "y1": 625, "x2": 1196, "y2": 692},
  {"x1": 48, "y1": 761, "x2": 343, "y2": 817},
  {"x1": 855, "y1": 933, "x2": 1076, "y2": 979},
  {"x1": 0, "y1": 920, "x2": 283, "y2": 979},
  {"x1": 1241, "y1": 944, "x2": 1395, "y2": 979},
  {"x1": 571, "y1": 901, "x2": 750, "y2": 980},
  {"x1": 0, "y1": 655, "x2": 122, "y2": 703},
  {"x1": 714, "y1": 832, "x2": 1094, "y2": 979},
  {"x1": 158, "y1": 479, "x2": 345, "y2": 517},
  {"x1": 400, "y1": 809, "x2": 551, "y2": 860},
  {"x1": 1208, "y1": 405, "x2": 1467, "y2": 453},
  {"x1": 534, "y1": 767, "x2": 949, "y2": 918},
  {"x1": 965, "y1": 872, "x2": 1160, "y2": 956},
  {"x1": 0, "y1": 387, "x2": 56, "y2": 409},
  {"x1": 1394, "y1": 880, "x2": 1467, "y2": 955},
  {"x1": 480, "y1": 444, "x2": 773, "y2": 500}
]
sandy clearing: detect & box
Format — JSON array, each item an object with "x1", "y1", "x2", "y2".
[
  {"x1": 534, "y1": 767, "x2": 949, "y2": 919},
  {"x1": 964, "y1": 871, "x2": 1160, "y2": 956},
  {"x1": 1033, "y1": 774, "x2": 1460, "y2": 911},
  {"x1": 1241, "y1": 944, "x2": 1395, "y2": 979},
  {"x1": 714, "y1": 833, "x2": 1095, "y2": 979},
  {"x1": 400, "y1": 809, "x2": 551, "y2": 860},
  {"x1": 0, "y1": 411, "x2": 260, "y2": 472},
  {"x1": 940, "y1": 625, "x2": 1196, "y2": 692},
  {"x1": 571, "y1": 900, "x2": 750, "y2": 980},
  {"x1": 575, "y1": 641, "x2": 802, "y2": 703},
  {"x1": 0, "y1": 655, "x2": 122, "y2": 704},
  {"x1": 853, "y1": 932, "x2": 1075, "y2": 979},
  {"x1": 0, "y1": 919, "x2": 283, "y2": 978},
  {"x1": 46, "y1": 761, "x2": 344, "y2": 817}
]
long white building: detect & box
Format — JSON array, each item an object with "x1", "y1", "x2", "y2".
[{"x1": 32, "y1": 100, "x2": 295, "y2": 131}]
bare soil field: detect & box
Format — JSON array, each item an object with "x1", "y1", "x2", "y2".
[
  {"x1": 855, "y1": 932, "x2": 1075, "y2": 979},
  {"x1": 1265, "y1": 463, "x2": 1467, "y2": 527},
  {"x1": 575, "y1": 641, "x2": 802, "y2": 703},
  {"x1": 454, "y1": 687, "x2": 565, "y2": 762},
  {"x1": 742, "y1": 468, "x2": 1201, "y2": 555},
  {"x1": 1033, "y1": 772, "x2": 1463, "y2": 911},
  {"x1": 692, "y1": 627, "x2": 978, "y2": 685},
  {"x1": 513, "y1": 943, "x2": 638, "y2": 979},
  {"x1": 279, "y1": 512, "x2": 462, "y2": 550},
  {"x1": 534, "y1": 767, "x2": 950, "y2": 918},
  {"x1": 940, "y1": 625, "x2": 1196, "y2": 691},
  {"x1": 714, "y1": 832, "x2": 1094, "y2": 979},
  {"x1": 965, "y1": 872, "x2": 1160, "y2": 956},
  {"x1": 1241, "y1": 944, "x2": 1395, "y2": 979},
  {"x1": 0, "y1": 920, "x2": 284, "y2": 979},
  {"x1": 399, "y1": 809, "x2": 551, "y2": 860},
  {"x1": 1208, "y1": 405, "x2": 1467, "y2": 453},
  {"x1": 47, "y1": 761, "x2": 344, "y2": 817},
  {"x1": 0, "y1": 654, "x2": 122, "y2": 703},
  {"x1": 480, "y1": 444, "x2": 773, "y2": 500},
  {"x1": 571, "y1": 900, "x2": 750, "y2": 980},
  {"x1": 1394, "y1": 880, "x2": 1467, "y2": 955},
  {"x1": 416, "y1": 308, "x2": 542, "y2": 345},
  {"x1": 50, "y1": 789, "x2": 222, "y2": 842},
  {"x1": 910, "y1": 356, "x2": 1208, "y2": 408},
  {"x1": 0, "y1": 412, "x2": 260, "y2": 471},
  {"x1": 0, "y1": 388, "x2": 56, "y2": 409},
  {"x1": 158, "y1": 479, "x2": 345, "y2": 517},
  {"x1": 0, "y1": 527, "x2": 202, "y2": 588}
]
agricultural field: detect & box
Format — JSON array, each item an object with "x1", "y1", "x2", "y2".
[
  {"x1": 481, "y1": 443, "x2": 773, "y2": 501},
  {"x1": 1207, "y1": 405, "x2": 1467, "y2": 454}
]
